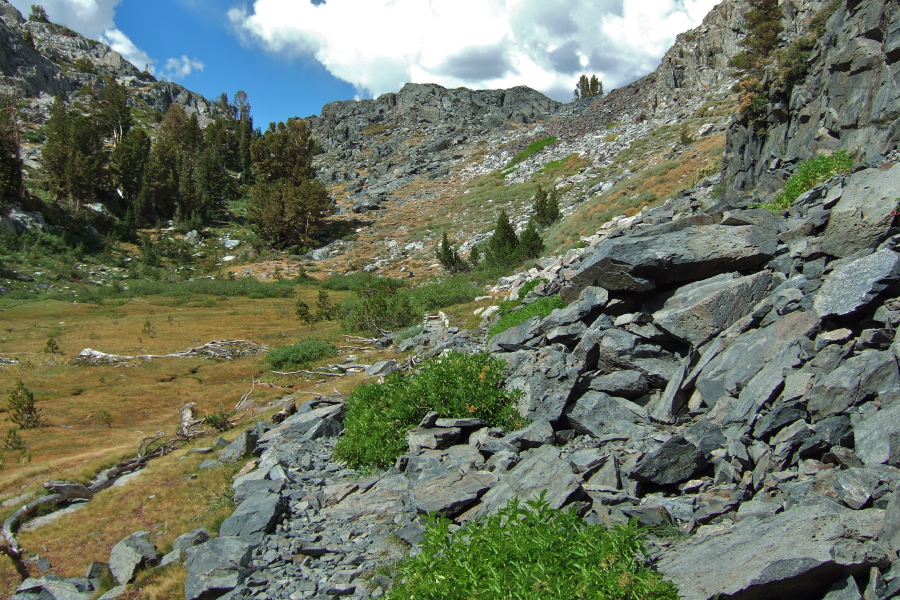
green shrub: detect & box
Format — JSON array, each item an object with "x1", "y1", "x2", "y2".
[
  {"x1": 490, "y1": 295, "x2": 564, "y2": 337},
  {"x1": 338, "y1": 278, "x2": 421, "y2": 334},
  {"x1": 266, "y1": 340, "x2": 337, "y2": 370},
  {"x1": 408, "y1": 277, "x2": 480, "y2": 312},
  {"x1": 388, "y1": 493, "x2": 679, "y2": 600},
  {"x1": 334, "y1": 352, "x2": 521, "y2": 469},
  {"x1": 322, "y1": 272, "x2": 402, "y2": 292},
  {"x1": 763, "y1": 151, "x2": 854, "y2": 211},
  {"x1": 506, "y1": 136, "x2": 557, "y2": 169}
]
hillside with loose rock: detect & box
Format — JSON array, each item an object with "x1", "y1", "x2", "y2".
[{"x1": 7, "y1": 0, "x2": 900, "y2": 599}]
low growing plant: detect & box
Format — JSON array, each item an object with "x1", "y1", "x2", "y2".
[
  {"x1": 266, "y1": 340, "x2": 338, "y2": 370},
  {"x1": 6, "y1": 381, "x2": 44, "y2": 430},
  {"x1": 388, "y1": 493, "x2": 679, "y2": 600},
  {"x1": 334, "y1": 352, "x2": 521, "y2": 469},
  {"x1": 762, "y1": 151, "x2": 853, "y2": 211},
  {"x1": 490, "y1": 294, "x2": 564, "y2": 337}
]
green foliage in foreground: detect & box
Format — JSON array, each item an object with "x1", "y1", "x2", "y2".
[
  {"x1": 334, "y1": 352, "x2": 521, "y2": 469},
  {"x1": 490, "y1": 294, "x2": 564, "y2": 337},
  {"x1": 388, "y1": 493, "x2": 679, "y2": 600},
  {"x1": 266, "y1": 340, "x2": 337, "y2": 370},
  {"x1": 506, "y1": 136, "x2": 557, "y2": 169},
  {"x1": 762, "y1": 151, "x2": 853, "y2": 211}
]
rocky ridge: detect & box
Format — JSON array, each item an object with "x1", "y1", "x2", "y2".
[{"x1": 0, "y1": 1, "x2": 214, "y2": 125}]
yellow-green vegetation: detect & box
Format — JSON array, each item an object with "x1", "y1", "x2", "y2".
[
  {"x1": 333, "y1": 352, "x2": 522, "y2": 469},
  {"x1": 0, "y1": 282, "x2": 370, "y2": 596},
  {"x1": 759, "y1": 151, "x2": 854, "y2": 211},
  {"x1": 505, "y1": 136, "x2": 557, "y2": 170},
  {"x1": 266, "y1": 340, "x2": 337, "y2": 370},
  {"x1": 388, "y1": 493, "x2": 679, "y2": 600}
]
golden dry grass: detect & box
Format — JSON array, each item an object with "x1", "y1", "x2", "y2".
[{"x1": 0, "y1": 287, "x2": 401, "y2": 597}]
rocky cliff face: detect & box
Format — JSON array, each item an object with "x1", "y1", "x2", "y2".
[
  {"x1": 0, "y1": 0, "x2": 213, "y2": 119},
  {"x1": 724, "y1": 0, "x2": 900, "y2": 196}
]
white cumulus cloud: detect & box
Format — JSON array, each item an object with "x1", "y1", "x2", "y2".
[
  {"x1": 228, "y1": 0, "x2": 721, "y2": 101},
  {"x1": 160, "y1": 56, "x2": 206, "y2": 80}
]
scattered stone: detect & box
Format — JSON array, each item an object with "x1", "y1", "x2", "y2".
[{"x1": 109, "y1": 531, "x2": 161, "y2": 585}]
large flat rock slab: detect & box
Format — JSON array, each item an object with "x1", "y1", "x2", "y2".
[
  {"x1": 656, "y1": 504, "x2": 890, "y2": 600},
  {"x1": 814, "y1": 249, "x2": 900, "y2": 318},
  {"x1": 567, "y1": 224, "x2": 777, "y2": 294},
  {"x1": 651, "y1": 271, "x2": 774, "y2": 346}
]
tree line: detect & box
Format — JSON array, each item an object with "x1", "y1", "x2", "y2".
[{"x1": 0, "y1": 73, "x2": 331, "y2": 250}]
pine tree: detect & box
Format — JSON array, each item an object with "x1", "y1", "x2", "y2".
[
  {"x1": 517, "y1": 219, "x2": 545, "y2": 260},
  {"x1": 533, "y1": 185, "x2": 560, "y2": 226},
  {"x1": 29, "y1": 5, "x2": 49, "y2": 23},
  {"x1": 574, "y1": 74, "x2": 604, "y2": 100},
  {"x1": 486, "y1": 210, "x2": 520, "y2": 267},
  {"x1": 0, "y1": 91, "x2": 24, "y2": 208},
  {"x1": 111, "y1": 126, "x2": 150, "y2": 207},
  {"x1": 99, "y1": 77, "x2": 132, "y2": 147},
  {"x1": 436, "y1": 232, "x2": 469, "y2": 273}
]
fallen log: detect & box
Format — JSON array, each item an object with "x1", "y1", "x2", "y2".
[{"x1": 71, "y1": 340, "x2": 268, "y2": 366}]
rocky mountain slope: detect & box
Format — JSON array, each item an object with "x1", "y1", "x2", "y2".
[
  {"x1": 10, "y1": 0, "x2": 900, "y2": 598},
  {"x1": 0, "y1": 0, "x2": 213, "y2": 127}
]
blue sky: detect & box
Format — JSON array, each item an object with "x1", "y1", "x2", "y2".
[{"x1": 8, "y1": 0, "x2": 720, "y2": 129}]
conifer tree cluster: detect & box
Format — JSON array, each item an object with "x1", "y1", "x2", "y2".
[
  {"x1": 40, "y1": 83, "x2": 256, "y2": 232},
  {"x1": 247, "y1": 118, "x2": 332, "y2": 249},
  {"x1": 0, "y1": 92, "x2": 24, "y2": 209},
  {"x1": 532, "y1": 185, "x2": 560, "y2": 227},
  {"x1": 484, "y1": 210, "x2": 544, "y2": 268},
  {"x1": 435, "y1": 232, "x2": 469, "y2": 273},
  {"x1": 573, "y1": 75, "x2": 603, "y2": 101}
]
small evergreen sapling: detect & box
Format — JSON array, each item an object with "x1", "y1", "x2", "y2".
[
  {"x1": 435, "y1": 232, "x2": 469, "y2": 273},
  {"x1": 7, "y1": 381, "x2": 44, "y2": 430}
]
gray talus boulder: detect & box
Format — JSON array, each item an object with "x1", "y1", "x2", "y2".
[
  {"x1": 563, "y1": 391, "x2": 649, "y2": 439},
  {"x1": 630, "y1": 435, "x2": 710, "y2": 486},
  {"x1": 814, "y1": 249, "x2": 900, "y2": 318},
  {"x1": 108, "y1": 531, "x2": 160, "y2": 585},
  {"x1": 258, "y1": 402, "x2": 344, "y2": 442},
  {"x1": 218, "y1": 490, "x2": 285, "y2": 543},
  {"x1": 462, "y1": 445, "x2": 581, "y2": 521},
  {"x1": 566, "y1": 224, "x2": 777, "y2": 294},
  {"x1": 656, "y1": 503, "x2": 890, "y2": 600},
  {"x1": 807, "y1": 350, "x2": 900, "y2": 420},
  {"x1": 505, "y1": 348, "x2": 583, "y2": 423},
  {"x1": 852, "y1": 400, "x2": 900, "y2": 466},
  {"x1": 412, "y1": 470, "x2": 497, "y2": 517},
  {"x1": 651, "y1": 271, "x2": 774, "y2": 346},
  {"x1": 821, "y1": 165, "x2": 900, "y2": 258},
  {"x1": 12, "y1": 575, "x2": 95, "y2": 600},
  {"x1": 183, "y1": 537, "x2": 254, "y2": 600}
]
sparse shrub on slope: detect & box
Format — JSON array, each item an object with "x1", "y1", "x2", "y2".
[
  {"x1": 266, "y1": 340, "x2": 337, "y2": 370},
  {"x1": 388, "y1": 493, "x2": 679, "y2": 600},
  {"x1": 760, "y1": 151, "x2": 854, "y2": 211},
  {"x1": 334, "y1": 352, "x2": 521, "y2": 469},
  {"x1": 6, "y1": 381, "x2": 44, "y2": 430}
]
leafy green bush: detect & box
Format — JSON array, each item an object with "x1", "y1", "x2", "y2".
[
  {"x1": 408, "y1": 277, "x2": 480, "y2": 312},
  {"x1": 338, "y1": 278, "x2": 420, "y2": 334},
  {"x1": 266, "y1": 340, "x2": 337, "y2": 370},
  {"x1": 490, "y1": 295, "x2": 564, "y2": 337},
  {"x1": 334, "y1": 352, "x2": 521, "y2": 469},
  {"x1": 388, "y1": 493, "x2": 679, "y2": 600},
  {"x1": 763, "y1": 151, "x2": 854, "y2": 211}
]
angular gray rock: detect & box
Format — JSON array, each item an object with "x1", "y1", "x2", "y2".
[
  {"x1": 651, "y1": 271, "x2": 774, "y2": 346},
  {"x1": 853, "y1": 401, "x2": 900, "y2": 466},
  {"x1": 821, "y1": 166, "x2": 900, "y2": 258},
  {"x1": 563, "y1": 391, "x2": 649, "y2": 439},
  {"x1": 630, "y1": 436, "x2": 710, "y2": 486},
  {"x1": 807, "y1": 350, "x2": 900, "y2": 420},
  {"x1": 656, "y1": 504, "x2": 890, "y2": 600},
  {"x1": 567, "y1": 224, "x2": 777, "y2": 294},
  {"x1": 487, "y1": 316, "x2": 543, "y2": 352},
  {"x1": 184, "y1": 537, "x2": 254, "y2": 600},
  {"x1": 814, "y1": 250, "x2": 900, "y2": 318},
  {"x1": 463, "y1": 445, "x2": 581, "y2": 520},
  {"x1": 12, "y1": 575, "x2": 95, "y2": 600},
  {"x1": 218, "y1": 490, "x2": 285, "y2": 543},
  {"x1": 412, "y1": 471, "x2": 497, "y2": 517},
  {"x1": 108, "y1": 531, "x2": 160, "y2": 585},
  {"x1": 506, "y1": 348, "x2": 582, "y2": 422}
]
